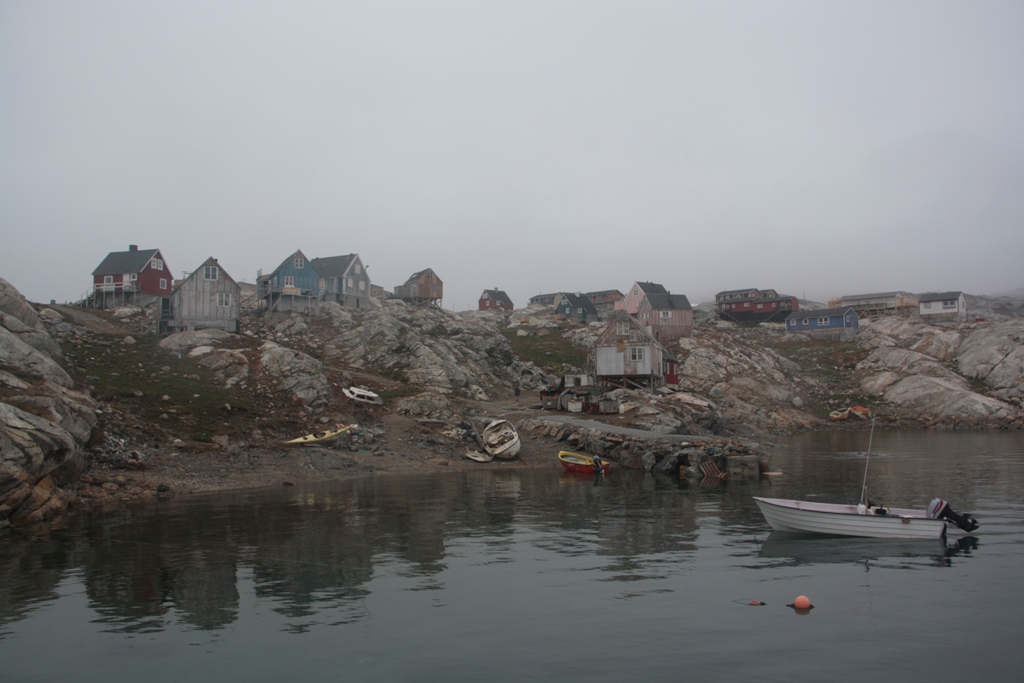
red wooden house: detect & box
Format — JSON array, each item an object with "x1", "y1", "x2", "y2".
[
  {"x1": 91, "y1": 245, "x2": 172, "y2": 308},
  {"x1": 479, "y1": 289, "x2": 514, "y2": 311},
  {"x1": 715, "y1": 287, "x2": 798, "y2": 323}
]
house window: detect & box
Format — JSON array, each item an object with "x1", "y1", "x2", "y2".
[
  {"x1": 577, "y1": 307, "x2": 584, "y2": 316},
  {"x1": 217, "y1": 293, "x2": 232, "y2": 307},
  {"x1": 788, "y1": 320, "x2": 795, "y2": 327},
  {"x1": 129, "y1": 273, "x2": 138, "y2": 281},
  {"x1": 633, "y1": 289, "x2": 638, "y2": 296},
  {"x1": 359, "y1": 280, "x2": 365, "y2": 291},
  {"x1": 616, "y1": 322, "x2": 629, "y2": 336},
  {"x1": 159, "y1": 278, "x2": 167, "y2": 290},
  {"x1": 756, "y1": 303, "x2": 763, "y2": 309},
  {"x1": 642, "y1": 312, "x2": 649, "y2": 320},
  {"x1": 347, "y1": 277, "x2": 354, "y2": 289},
  {"x1": 942, "y1": 300, "x2": 956, "y2": 309},
  {"x1": 151, "y1": 258, "x2": 163, "y2": 271},
  {"x1": 629, "y1": 347, "x2": 645, "y2": 362},
  {"x1": 294, "y1": 258, "x2": 304, "y2": 269},
  {"x1": 802, "y1": 318, "x2": 809, "y2": 324},
  {"x1": 104, "y1": 275, "x2": 113, "y2": 284},
  {"x1": 923, "y1": 302, "x2": 932, "y2": 309},
  {"x1": 354, "y1": 264, "x2": 361, "y2": 274},
  {"x1": 204, "y1": 266, "x2": 218, "y2": 280},
  {"x1": 817, "y1": 317, "x2": 829, "y2": 325},
  {"x1": 743, "y1": 302, "x2": 750, "y2": 308},
  {"x1": 660, "y1": 310, "x2": 671, "y2": 319},
  {"x1": 284, "y1": 275, "x2": 295, "y2": 287},
  {"x1": 629, "y1": 328, "x2": 641, "y2": 342}
]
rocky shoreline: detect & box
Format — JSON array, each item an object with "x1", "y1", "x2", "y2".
[{"x1": 2, "y1": 275, "x2": 1022, "y2": 529}]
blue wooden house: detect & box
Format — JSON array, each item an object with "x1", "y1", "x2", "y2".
[
  {"x1": 257, "y1": 249, "x2": 320, "y2": 314},
  {"x1": 786, "y1": 306, "x2": 859, "y2": 340}
]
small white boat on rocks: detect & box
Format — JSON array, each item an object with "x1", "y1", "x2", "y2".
[
  {"x1": 343, "y1": 387, "x2": 383, "y2": 406},
  {"x1": 753, "y1": 497, "x2": 978, "y2": 539},
  {"x1": 482, "y1": 419, "x2": 521, "y2": 459}
]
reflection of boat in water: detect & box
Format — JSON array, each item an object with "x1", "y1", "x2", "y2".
[
  {"x1": 752, "y1": 496, "x2": 978, "y2": 539},
  {"x1": 558, "y1": 451, "x2": 610, "y2": 475},
  {"x1": 483, "y1": 420, "x2": 521, "y2": 459},
  {"x1": 758, "y1": 531, "x2": 953, "y2": 566}
]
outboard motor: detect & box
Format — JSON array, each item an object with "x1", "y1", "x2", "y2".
[{"x1": 927, "y1": 498, "x2": 979, "y2": 533}]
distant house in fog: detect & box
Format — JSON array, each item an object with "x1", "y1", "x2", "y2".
[
  {"x1": 585, "y1": 289, "x2": 624, "y2": 315},
  {"x1": 918, "y1": 292, "x2": 967, "y2": 322},
  {"x1": 839, "y1": 291, "x2": 917, "y2": 318},
  {"x1": 615, "y1": 281, "x2": 693, "y2": 343},
  {"x1": 394, "y1": 268, "x2": 443, "y2": 306},
  {"x1": 529, "y1": 293, "x2": 559, "y2": 307},
  {"x1": 786, "y1": 306, "x2": 859, "y2": 340},
  {"x1": 554, "y1": 292, "x2": 601, "y2": 322},
  {"x1": 479, "y1": 289, "x2": 514, "y2": 311},
  {"x1": 715, "y1": 287, "x2": 798, "y2": 323}
]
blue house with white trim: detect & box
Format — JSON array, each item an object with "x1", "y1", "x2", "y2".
[
  {"x1": 258, "y1": 249, "x2": 320, "y2": 314},
  {"x1": 786, "y1": 306, "x2": 859, "y2": 340}
]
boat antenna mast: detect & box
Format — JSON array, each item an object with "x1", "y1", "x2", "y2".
[{"x1": 859, "y1": 415, "x2": 875, "y2": 507}]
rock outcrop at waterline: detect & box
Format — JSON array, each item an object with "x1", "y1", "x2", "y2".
[{"x1": 1, "y1": 278, "x2": 97, "y2": 526}]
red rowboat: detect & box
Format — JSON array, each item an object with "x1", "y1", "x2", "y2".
[{"x1": 558, "y1": 451, "x2": 610, "y2": 475}]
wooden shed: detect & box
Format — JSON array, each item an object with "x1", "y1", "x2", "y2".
[{"x1": 164, "y1": 257, "x2": 240, "y2": 334}]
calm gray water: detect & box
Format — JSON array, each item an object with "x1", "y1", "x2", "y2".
[{"x1": 2, "y1": 430, "x2": 1022, "y2": 682}]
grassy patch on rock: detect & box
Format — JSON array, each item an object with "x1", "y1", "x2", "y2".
[{"x1": 500, "y1": 328, "x2": 588, "y2": 373}]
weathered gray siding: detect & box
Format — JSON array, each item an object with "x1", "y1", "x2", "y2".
[{"x1": 170, "y1": 259, "x2": 240, "y2": 332}]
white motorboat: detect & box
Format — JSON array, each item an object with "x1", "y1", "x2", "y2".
[
  {"x1": 482, "y1": 419, "x2": 521, "y2": 459},
  {"x1": 343, "y1": 387, "x2": 383, "y2": 405},
  {"x1": 752, "y1": 497, "x2": 978, "y2": 539}
]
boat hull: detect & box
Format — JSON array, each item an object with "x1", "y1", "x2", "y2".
[
  {"x1": 558, "y1": 451, "x2": 610, "y2": 475},
  {"x1": 483, "y1": 420, "x2": 521, "y2": 459},
  {"x1": 753, "y1": 497, "x2": 947, "y2": 539}
]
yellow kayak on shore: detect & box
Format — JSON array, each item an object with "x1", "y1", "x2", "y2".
[{"x1": 283, "y1": 424, "x2": 354, "y2": 445}]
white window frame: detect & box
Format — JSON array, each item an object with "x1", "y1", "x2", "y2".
[
  {"x1": 817, "y1": 317, "x2": 829, "y2": 326},
  {"x1": 283, "y1": 275, "x2": 295, "y2": 287},
  {"x1": 204, "y1": 266, "x2": 218, "y2": 280},
  {"x1": 217, "y1": 292, "x2": 232, "y2": 307},
  {"x1": 923, "y1": 302, "x2": 932, "y2": 309},
  {"x1": 104, "y1": 275, "x2": 113, "y2": 284},
  {"x1": 354, "y1": 264, "x2": 361, "y2": 274},
  {"x1": 358, "y1": 280, "x2": 365, "y2": 291},
  {"x1": 129, "y1": 272, "x2": 138, "y2": 281},
  {"x1": 629, "y1": 328, "x2": 641, "y2": 342},
  {"x1": 159, "y1": 278, "x2": 167, "y2": 290},
  {"x1": 756, "y1": 303, "x2": 763, "y2": 309},
  {"x1": 294, "y1": 258, "x2": 304, "y2": 269},
  {"x1": 151, "y1": 258, "x2": 164, "y2": 271},
  {"x1": 942, "y1": 300, "x2": 956, "y2": 309},
  {"x1": 629, "y1": 347, "x2": 645, "y2": 362},
  {"x1": 616, "y1": 322, "x2": 629, "y2": 336}
]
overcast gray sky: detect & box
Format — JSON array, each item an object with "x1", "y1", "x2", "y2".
[{"x1": 2, "y1": 0, "x2": 1022, "y2": 310}]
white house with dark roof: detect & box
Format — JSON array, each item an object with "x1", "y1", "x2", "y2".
[{"x1": 918, "y1": 291, "x2": 967, "y2": 322}]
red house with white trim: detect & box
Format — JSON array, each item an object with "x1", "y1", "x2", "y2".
[{"x1": 91, "y1": 245, "x2": 172, "y2": 308}]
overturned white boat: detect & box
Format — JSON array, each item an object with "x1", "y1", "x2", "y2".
[
  {"x1": 343, "y1": 387, "x2": 383, "y2": 406},
  {"x1": 482, "y1": 419, "x2": 521, "y2": 459},
  {"x1": 753, "y1": 497, "x2": 978, "y2": 540}
]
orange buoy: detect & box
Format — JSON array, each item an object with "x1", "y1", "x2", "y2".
[
  {"x1": 748, "y1": 600, "x2": 766, "y2": 606},
  {"x1": 793, "y1": 595, "x2": 812, "y2": 610}
]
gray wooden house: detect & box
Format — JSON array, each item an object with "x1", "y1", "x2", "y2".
[
  {"x1": 164, "y1": 257, "x2": 240, "y2": 334},
  {"x1": 311, "y1": 253, "x2": 371, "y2": 310}
]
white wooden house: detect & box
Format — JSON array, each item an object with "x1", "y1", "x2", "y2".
[{"x1": 918, "y1": 291, "x2": 968, "y2": 322}]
